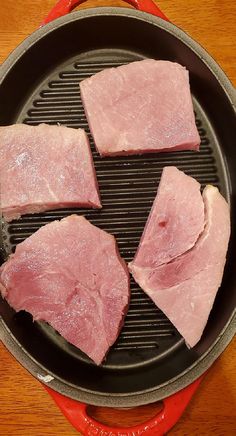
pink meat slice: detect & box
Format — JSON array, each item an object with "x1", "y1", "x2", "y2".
[
  {"x1": 0, "y1": 215, "x2": 130, "y2": 364},
  {"x1": 131, "y1": 166, "x2": 205, "y2": 268},
  {"x1": 80, "y1": 59, "x2": 200, "y2": 156},
  {"x1": 0, "y1": 124, "x2": 101, "y2": 222},
  {"x1": 129, "y1": 185, "x2": 230, "y2": 347}
]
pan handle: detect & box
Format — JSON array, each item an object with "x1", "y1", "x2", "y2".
[
  {"x1": 41, "y1": 0, "x2": 168, "y2": 26},
  {"x1": 44, "y1": 376, "x2": 203, "y2": 435}
]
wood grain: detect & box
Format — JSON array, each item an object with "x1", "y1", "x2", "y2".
[{"x1": 0, "y1": 1, "x2": 235, "y2": 435}]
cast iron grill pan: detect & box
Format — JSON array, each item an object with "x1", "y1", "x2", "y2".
[
  {"x1": 0, "y1": 51, "x2": 229, "y2": 379},
  {"x1": 0, "y1": 10, "x2": 235, "y2": 406}
]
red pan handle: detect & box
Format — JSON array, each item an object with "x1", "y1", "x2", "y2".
[
  {"x1": 45, "y1": 376, "x2": 203, "y2": 435},
  {"x1": 41, "y1": 0, "x2": 168, "y2": 26}
]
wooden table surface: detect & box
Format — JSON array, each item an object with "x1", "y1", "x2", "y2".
[{"x1": 0, "y1": 1, "x2": 235, "y2": 435}]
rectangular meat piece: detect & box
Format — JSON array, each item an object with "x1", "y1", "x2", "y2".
[
  {"x1": 0, "y1": 215, "x2": 130, "y2": 365},
  {"x1": 129, "y1": 169, "x2": 230, "y2": 347},
  {"x1": 80, "y1": 59, "x2": 200, "y2": 156},
  {"x1": 0, "y1": 124, "x2": 101, "y2": 221}
]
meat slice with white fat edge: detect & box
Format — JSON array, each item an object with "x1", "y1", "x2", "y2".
[
  {"x1": 0, "y1": 215, "x2": 130, "y2": 364},
  {"x1": 80, "y1": 59, "x2": 200, "y2": 156},
  {"x1": 129, "y1": 170, "x2": 230, "y2": 347},
  {"x1": 0, "y1": 124, "x2": 101, "y2": 221}
]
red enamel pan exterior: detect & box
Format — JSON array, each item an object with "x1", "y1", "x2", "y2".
[
  {"x1": 45, "y1": 377, "x2": 203, "y2": 435},
  {"x1": 42, "y1": 0, "x2": 168, "y2": 25}
]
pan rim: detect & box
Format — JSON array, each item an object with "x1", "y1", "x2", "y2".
[{"x1": 0, "y1": 7, "x2": 235, "y2": 407}]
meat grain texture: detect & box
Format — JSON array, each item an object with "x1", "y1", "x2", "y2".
[
  {"x1": 129, "y1": 167, "x2": 230, "y2": 347},
  {"x1": 0, "y1": 124, "x2": 101, "y2": 221},
  {"x1": 0, "y1": 215, "x2": 130, "y2": 364},
  {"x1": 80, "y1": 59, "x2": 200, "y2": 156}
]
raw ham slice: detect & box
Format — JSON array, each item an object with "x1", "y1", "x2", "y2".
[
  {"x1": 0, "y1": 124, "x2": 101, "y2": 221},
  {"x1": 80, "y1": 59, "x2": 200, "y2": 156},
  {"x1": 0, "y1": 215, "x2": 130, "y2": 364},
  {"x1": 132, "y1": 166, "x2": 205, "y2": 268},
  {"x1": 129, "y1": 170, "x2": 230, "y2": 347}
]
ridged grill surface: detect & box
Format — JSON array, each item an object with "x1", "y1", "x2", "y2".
[{"x1": 3, "y1": 54, "x2": 225, "y2": 362}]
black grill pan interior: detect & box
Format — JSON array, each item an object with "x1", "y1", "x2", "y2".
[{"x1": 0, "y1": 10, "x2": 235, "y2": 404}]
